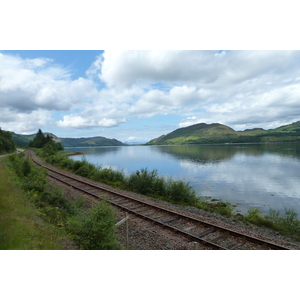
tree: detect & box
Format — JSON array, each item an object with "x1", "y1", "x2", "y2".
[
  {"x1": 29, "y1": 129, "x2": 63, "y2": 152},
  {"x1": 29, "y1": 129, "x2": 46, "y2": 148},
  {"x1": 0, "y1": 128, "x2": 16, "y2": 154}
]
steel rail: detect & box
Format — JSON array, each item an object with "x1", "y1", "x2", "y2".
[{"x1": 28, "y1": 151, "x2": 291, "y2": 250}]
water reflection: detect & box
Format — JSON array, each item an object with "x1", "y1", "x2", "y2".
[
  {"x1": 67, "y1": 143, "x2": 300, "y2": 215},
  {"x1": 152, "y1": 143, "x2": 300, "y2": 164}
]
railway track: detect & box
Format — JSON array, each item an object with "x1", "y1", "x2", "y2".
[{"x1": 27, "y1": 150, "x2": 291, "y2": 250}]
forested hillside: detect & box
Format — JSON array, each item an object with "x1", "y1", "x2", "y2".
[
  {"x1": 11, "y1": 132, "x2": 125, "y2": 147},
  {"x1": 29, "y1": 129, "x2": 64, "y2": 153},
  {"x1": 146, "y1": 121, "x2": 300, "y2": 145},
  {"x1": 60, "y1": 136, "x2": 125, "y2": 147},
  {"x1": 0, "y1": 128, "x2": 16, "y2": 154}
]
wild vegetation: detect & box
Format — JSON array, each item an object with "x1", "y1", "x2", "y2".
[
  {"x1": 147, "y1": 121, "x2": 300, "y2": 145},
  {"x1": 28, "y1": 129, "x2": 64, "y2": 151},
  {"x1": 2, "y1": 152, "x2": 120, "y2": 250},
  {"x1": 0, "y1": 128, "x2": 16, "y2": 154},
  {"x1": 37, "y1": 149, "x2": 198, "y2": 206},
  {"x1": 14, "y1": 126, "x2": 298, "y2": 242},
  {"x1": 0, "y1": 157, "x2": 67, "y2": 249},
  {"x1": 242, "y1": 208, "x2": 300, "y2": 240},
  {"x1": 11, "y1": 130, "x2": 125, "y2": 147},
  {"x1": 33, "y1": 147, "x2": 300, "y2": 241}
]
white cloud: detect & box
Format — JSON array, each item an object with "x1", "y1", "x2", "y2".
[
  {"x1": 0, "y1": 52, "x2": 99, "y2": 131},
  {"x1": 99, "y1": 50, "x2": 300, "y2": 88},
  {"x1": 57, "y1": 114, "x2": 126, "y2": 128},
  {"x1": 1, "y1": 50, "x2": 300, "y2": 137},
  {"x1": 99, "y1": 50, "x2": 222, "y2": 88},
  {"x1": 0, "y1": 108, "x2": 52, "y2": 133},
  {"x1": 56, "y1": 50, "x2": 300, "y2": 133}
]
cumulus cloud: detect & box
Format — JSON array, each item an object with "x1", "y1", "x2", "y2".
[
  {"x1": 98, "y1": 50, "x2": 299, "y2": 88},
  {"x1": 2, "y1": 50, "x2": 300, "y2": 137},
  {"x1": 0, "y1": 52, "x2": 99, "y2": 132},
  {"x1": 57, "y1": 50, "x2": 300, "y2": 133},
  {"x1": 99, "y1": 50, "x2": 222, "y2": 88},
  {"x1": 0, "y1": 108, "x2": 52, "y2": 134},
  {"x1": 57, "y1": 114, "x2": 125, "y2": 128},
  {"x1": 0, "y1": 53, "x2": 97, "y2": 112}
]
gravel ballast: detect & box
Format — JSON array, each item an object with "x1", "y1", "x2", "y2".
[{"x1": 49, "y1": 174, "x2": 300, "y2": 250}]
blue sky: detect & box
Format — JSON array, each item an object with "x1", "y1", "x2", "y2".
[
  {"x1": 1, "y1": 50, "x2": 300, "y2": 143},
  {"x1": 1, "y1": 50, "x2": 102, "y2": 79}
]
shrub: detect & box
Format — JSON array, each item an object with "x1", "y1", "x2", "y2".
[
  {"x1": 267, "y1": 208, "x2": 300, "y2": 235},
  {"x1": 75, "y1": 164, "x2": 93, "y2": 177},
  {"x1": 166, "y1": 180, "x2": 198, "y2": 205},
  {"x1": 73, "y1": 160, "x2": 83, "y2": 171},
  {"x1": 23, "y1": 168, "x2": 47, "y2": 193},
  {"x1": 22, "y1": 159, "x2": 31, "y2": 177},
  {"x1": 66, "y1": 201, "x2": 120, "y2": 250},
  {"x1": 152, "y1": 177, "x2": 167, "y2": 197},
  {"x1": 126, "y1": 168, "x2": 158, "y2": 195},
  {"x1": 91, "y1": 167, "x2": 125, "y2": 185},
  {"x1": 125, "y1": 168, "x2": 199, "y2": 205},
  {"x1": 243, "y1": 208, "x2": 277, "y2": 229}
]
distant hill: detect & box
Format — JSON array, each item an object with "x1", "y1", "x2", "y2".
[
  {"x1": 146, "y1": 121, "x2": 300, "y2": 145},
  {"x1": 59, "y1": 136, "x2": 125, "y2": 147},
  {"x1": 11, "y1": 132, "x2": 125, "y2": 147}
]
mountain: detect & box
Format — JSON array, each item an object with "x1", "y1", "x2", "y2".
[
  {"x1": 11, "y1": 132, "x2": 125, "y2": 147},
  {"x1": 146, "y1": 121, "x2": 300, "y2": 145},
  {"x1": 59, "y1": 136, "x2": 125, "y2": 147}
]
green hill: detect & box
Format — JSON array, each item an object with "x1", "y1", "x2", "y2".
[
  {"x1": 10, "y1": 132, "x2": 36, "y2": 147},
  {"x1": 59, "y1": 136, "x2": 125, "y2": 147},
  {"x1": 11, "y1": 132, "x2": 125, "y2": 147},
  {"x1": 146, "y1": 121, "x2": 300, "y2": 145}
]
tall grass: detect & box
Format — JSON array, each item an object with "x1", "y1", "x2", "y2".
[{"x1": 0, "y1": 159, "x2": 67, "y2": 249}]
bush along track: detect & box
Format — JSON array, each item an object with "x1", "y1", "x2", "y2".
[
  {"x1": 36, "y1": 148, "x2": 199, "y2": 206},
  {"x1": 33, "y1": 148, "x2": 300, "y2": 242},
  {"x1": 3, "y1": 152, "x2": 120, "y2": 250}
]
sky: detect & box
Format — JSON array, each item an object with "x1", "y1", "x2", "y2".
[
  {"x1": 2, "y1": 0, "x2": 300, "y2": 295},
  {"x1": 1, "y1": 1, "x2": 300, "y2": 144},
  {"x1": 1, "y1": 50, "x2": 300, "y2": 143}
]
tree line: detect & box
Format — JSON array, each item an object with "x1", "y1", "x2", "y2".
[
  {"x1": 29, "y1": 129, "x2": 64, "y2": 154},
  {"x1": 0, "y1": 128, "x2": 16, "y2": 154}
]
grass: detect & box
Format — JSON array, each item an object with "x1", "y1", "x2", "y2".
[
  {"x1": 194, "y1": 198, "x2": 234, "y2": 217},
  {"x1": 0, "y1": 160, "x2": 69, "y2": 250},
  {"x1": 1, "y1": 153, "x2": 121, "y2": 250}
]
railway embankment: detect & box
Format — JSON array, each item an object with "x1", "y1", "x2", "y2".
[
  {"x1": 2, "y1": 150, "x2": 300, "y2": 250},
  {"x1": 0, "y1": 158, "x2": 74, "y2": 250},
  {"x1": 28, "y1": 150, "x2": 300, "y2": 250}
]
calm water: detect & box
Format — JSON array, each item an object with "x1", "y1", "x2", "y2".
[{"x1": 66, "y1": 143, "x2": 300, "y2": 215}]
